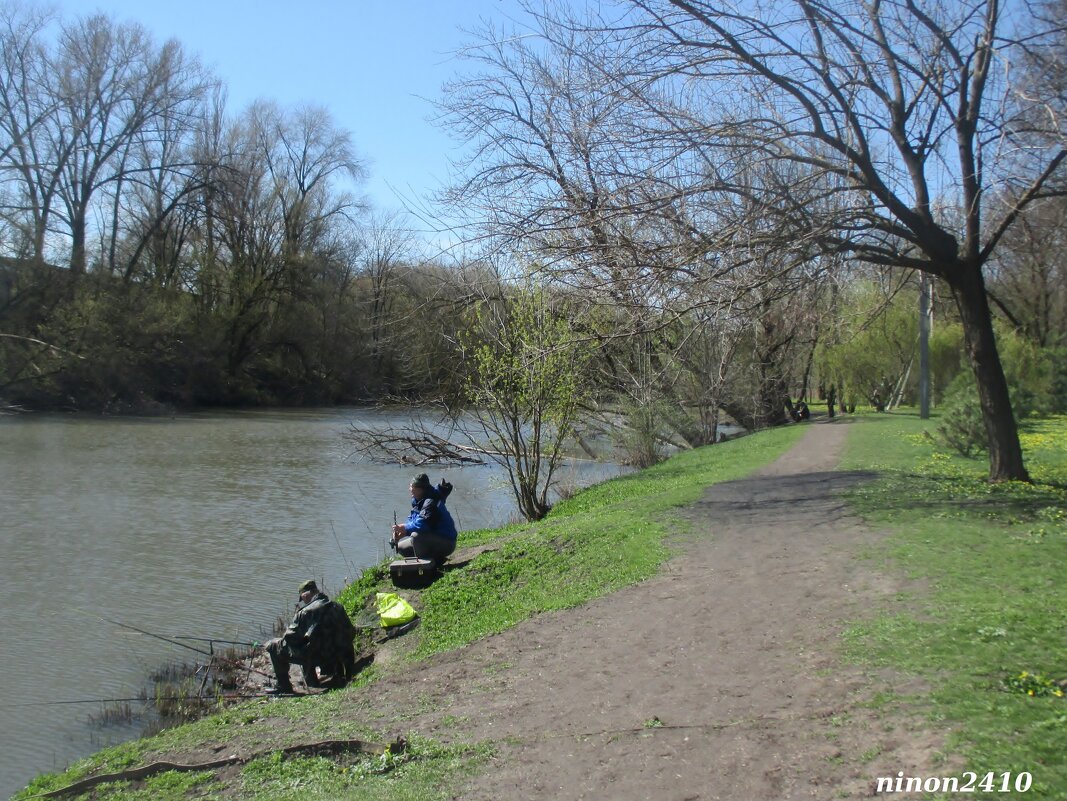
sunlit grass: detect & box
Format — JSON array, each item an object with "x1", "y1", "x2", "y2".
[
  {"x1": 394, "y1": 424, "x2": 805, "y2": 658},
  {"x1": 236, "y1": 739, "x2": 493, "y2": 801},
  {"x1": 841, "y1": 412, "x2": 1067, "y2": 800}
]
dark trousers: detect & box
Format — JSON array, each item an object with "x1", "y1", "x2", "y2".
[
  {"x1": 266, "y1": 638, "x2": 356, "y2": 690},
  {"x1": 266, "y1": 637, "x2": 317, "y2": 690},
  {"x1": 396, "y1": 529, "x2": 456, "y2": 562}
]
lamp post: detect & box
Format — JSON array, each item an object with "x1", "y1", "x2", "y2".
[{"x1": 919, "y1": 272, "x2": 931, "y2": 419}]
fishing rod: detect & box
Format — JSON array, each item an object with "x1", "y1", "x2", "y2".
[
  {"x1": 1, "y1": 692, "x2": 270, "y2": 708},
  {"x1": 74, "y1": 609, "x2": 274, "y2": 679},
  {"x1": 173, "y1": 636, "x2": 259, "y2": 649},
  {"x1": 74, "y1": 610, "x2": 217, "y2": 659}
]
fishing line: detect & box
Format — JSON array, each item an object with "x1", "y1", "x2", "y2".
[
  {"x1": 72, "y1": 609, "x2": 273, "y2": 679},
  {"x1": 1, "y1": 693, "x2": 268, "y2": 708},
  {"x1": 329, "y1": 519, "x2": 358, "y2": 578},
  {"x1": 350, "y1": 481, "x2": 380, "y2": 538}
]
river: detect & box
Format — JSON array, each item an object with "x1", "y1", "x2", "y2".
[{"x1": 0, "y1": 407, "x2": 626, "y2": 798}]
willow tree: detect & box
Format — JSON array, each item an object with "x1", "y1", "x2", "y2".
[{"x1": 439, "y1": 17, "x2": 846, "y2": 448}]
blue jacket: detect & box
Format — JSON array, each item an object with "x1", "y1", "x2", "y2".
[{"x1": 406, "y1": 489, "x2": 458, "y2": 541}]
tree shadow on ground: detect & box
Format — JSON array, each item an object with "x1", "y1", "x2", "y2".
[{"x1": 857, "y1": 469, "x2": 1067, "y2": 523}]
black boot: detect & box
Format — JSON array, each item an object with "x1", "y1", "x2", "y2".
[{"x1": 266, "y1": 639, "x2": 295, "y2": 694}]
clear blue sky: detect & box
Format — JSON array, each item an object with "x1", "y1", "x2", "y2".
[{"x1": 49, "y1": 0, "x2": 535, "y2": 214}]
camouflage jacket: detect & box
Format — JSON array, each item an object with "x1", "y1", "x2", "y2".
[{"x1": 282, "y1": 592, "x2": 355, "y2": 663}]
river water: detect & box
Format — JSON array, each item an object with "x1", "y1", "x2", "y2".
[{"x1": 0, "y1": 407, "x2": 626, "y2": 798}]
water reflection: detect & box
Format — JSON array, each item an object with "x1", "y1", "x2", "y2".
[{"x1": 0, "y1": 407, "x2": 626, "y2": 798}]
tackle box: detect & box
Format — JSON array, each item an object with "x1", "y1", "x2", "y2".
[{"x1": 388, "y1": 557, "x2": 437, "y2": 589}]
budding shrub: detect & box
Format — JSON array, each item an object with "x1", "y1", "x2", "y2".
[{"x1": 936, "y1": 331, "x2": 1054, "y2": 457}]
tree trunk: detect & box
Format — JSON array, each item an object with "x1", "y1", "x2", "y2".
[
  {"x1": 948, "y1": 264, "x2": 1030, "y2": 482},
  {"x1": 70, "y1": 211, "x2": 87, "y2": 274}
]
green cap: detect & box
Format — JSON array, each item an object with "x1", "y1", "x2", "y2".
[
  {"x1": 410, "y1": 473, "x2": 431, "y2": 489},
  {"x1": 298, "y1": 580, "x2": 317, "y2": 596}
]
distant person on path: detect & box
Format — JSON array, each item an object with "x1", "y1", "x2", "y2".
[
  {"x1": 266, "y1": 580, "x2": 356, "y2": 694},
  {"x1": 391, "y1": 473, "x2": 458, "y2": 564}
]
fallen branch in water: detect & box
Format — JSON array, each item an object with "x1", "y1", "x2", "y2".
[{"x1": 346, "y1": 422, "x2": 495, "y2": 466}]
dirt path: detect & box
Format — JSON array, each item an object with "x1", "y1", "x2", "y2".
[{"x1": 349, "y1": 421, "x2": 944, "y2": 800}]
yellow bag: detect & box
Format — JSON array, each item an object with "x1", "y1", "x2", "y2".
[{"x1": 375, "y1": 592, "x2": 417, "y2": 628}]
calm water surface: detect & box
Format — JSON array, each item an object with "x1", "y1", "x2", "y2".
[{"x1": 0, "y1": 408, "x2": 625, "y2": 798}]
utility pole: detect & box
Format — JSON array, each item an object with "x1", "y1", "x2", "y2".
[{"x1": 919, "y1": 271, "x2": 931, "y2": 419}]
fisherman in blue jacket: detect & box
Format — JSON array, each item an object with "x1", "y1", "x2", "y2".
[{"x1": 391, "y1": 473, "x2": 458, "y2": 563}]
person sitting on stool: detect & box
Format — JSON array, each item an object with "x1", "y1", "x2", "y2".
[{"x1": 391, "y1": 473, "x2": 457, "y2": 564}]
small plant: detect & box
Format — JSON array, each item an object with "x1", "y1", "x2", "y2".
[
  {"x1": 936, "y1": 339, "x2": 1056, "y2": 458},
  {"x1": 349, "y1": 742, "x2": 414, "y2": 779},
  {"x1": 975, "y1": 626, "x2": 1008, "y2": 642},
  {"x1": 87, "y1": 702, "x2": 134, "y2": 727},
  {"x1": 936, "y1": 389, "x2": 988, "y2": 457},
  {"x1": 1002, "y1": 671, "x2": 1065, "y2": 698},
  {"x1": 643, "y1": 716, "x2": 664, "y2": 729}
]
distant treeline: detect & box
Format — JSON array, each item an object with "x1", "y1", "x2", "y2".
[
  {"x1": 0, "y1": 7, "x2": 461, "y2": 411},
  {"x1": 0, "y1": 254, "x2": 470, "y2": 412}
]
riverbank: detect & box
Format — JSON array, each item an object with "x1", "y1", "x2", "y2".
[
  {"x1": 14, "y1": 415, "x2": 1067, "y2": 799},
  {"x1": 13, "y1": 422, "x2": 802, "y2": 798},
  {"x1": 0, "y1": 407, "x2": 629, "y2": 799}
]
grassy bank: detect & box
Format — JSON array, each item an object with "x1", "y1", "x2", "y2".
[
  {"x1": 16, "y1": 424, "x2": 805, "y2": 801},
  {"x1": 840, "y1": 413, "x2": 1067, "y2": 800}
]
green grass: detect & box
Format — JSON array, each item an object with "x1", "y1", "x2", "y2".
[
  {"x1": 235, "y1": 739, "x2": 493, "y2": 801},
  {"x1": 16, "y1": 424, "x2": 805, "y2": 800},
  {"x1": 91, "y1": 770, "x2": 220, "y2": 800},
  {"x1": 840, "y1": 412, "x2": 1067, "y2": 800},
  {"x1": 340, "y1": 423, "x2": 806, "y2": 659},
  {"x1": 16, "y1": 742, "x2": 146, "y2": 799},
  {"x1": 20, "y1": 739, "x2": 490, "y2": 801},
  {"x1": 14, "y1": 724, "x2": 487, "y2": 801}
]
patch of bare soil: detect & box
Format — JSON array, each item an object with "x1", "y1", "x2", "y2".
[{"x1": 334, "y1": 421, "x2": 946, "y2": 800}]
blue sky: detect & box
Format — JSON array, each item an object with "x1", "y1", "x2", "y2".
[{"x1": 48, "y1": 0, "x2": 535, "y2": 214}]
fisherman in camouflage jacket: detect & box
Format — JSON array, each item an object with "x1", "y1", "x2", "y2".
[{"x1": 266, "y1": 580, "x2": 356, "y2": 694}]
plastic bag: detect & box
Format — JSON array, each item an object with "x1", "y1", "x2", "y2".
[{"x1": 375, "y1": 591, "x2": 418, "y2": 627}]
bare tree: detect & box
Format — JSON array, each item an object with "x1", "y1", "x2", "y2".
[
  {"x1": 0, "y1": 8, "x2": 215, "y2": 274},
  {"x1": 109, "y1": 65, "x2": 216, "y2": 286},
  {"x1": 988, "y1": 196, "x2": 1067, "y2": 347},
  {"x1": 208, "y1": 101, "x2": 362, "y2": 377},
  {"x1": 50, "y1": 15, "x2": 211, "y2": 273},
  {"x1": 535, "y1": 0, "x2": 1066, "y2": 480},
  {"x1": 356, "y1": 209, "x2": 418, "y2": 380},
  {"x1": 253, "y1": 102, "x2": 363, "y2": 258},
  {"x1": 0, "y1": 2, "x2": 60, "y2": 262},
  {"x1": 439, "y1": 18, "x2": 841, "y2": 449}
]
